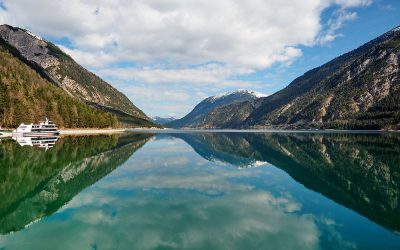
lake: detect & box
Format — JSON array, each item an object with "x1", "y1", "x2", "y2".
[{"x1": 0, "y1": 132, "x2": 399, "y2": 249}]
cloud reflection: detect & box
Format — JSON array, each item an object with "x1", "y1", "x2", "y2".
[{"x1": 0, "y1": 136, "x2": 358, "y2": 249}]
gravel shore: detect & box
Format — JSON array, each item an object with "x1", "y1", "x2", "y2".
[{"x1": 60, "y1": 129, "x2": 127, "y2": 135}]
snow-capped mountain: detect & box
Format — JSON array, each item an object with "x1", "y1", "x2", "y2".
[
  {"x1": 166, "y1": 90, "x2": 267, "y2": 128},
  {"x1": 152, "y1": 116, "x2": 177, "y2": 125},
  {"x1": 207, "y1": 89, "x2": 268, "y2": 102}
]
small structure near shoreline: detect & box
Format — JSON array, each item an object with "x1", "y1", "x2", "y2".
[{"x1": 12, "y1": 118, "x2": 60, "y2": 137}]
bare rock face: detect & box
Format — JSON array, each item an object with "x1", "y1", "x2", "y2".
[
  {"x1": 0, "y1": 24, "x2": 154, "y2": 126},
  {"x1": 0, "y1": 25, "x2": 58, "y2": 69}
]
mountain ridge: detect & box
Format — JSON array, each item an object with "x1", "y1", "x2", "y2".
[
  {"x1": 152, "y1": 116, "x2": 177, "y2": 125},
  {"x1": 187, "y1": 26, "x2": 400, "y2": 130},
  {"x1": 0, "y1": 24, "x2": 160, "y2": 128},
  {"x1": 0, "y1": 41, "x2": 121, "y2": 128},
  {"x1": 166, "y1": 89, "x2": 267, "y2": 128}
]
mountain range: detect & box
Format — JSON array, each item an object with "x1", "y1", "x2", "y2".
[
  {"x1": 0, "y1": 24, "x2": 159, "y2": 128},
  {"x1": 152, "y1": 116, "x2": 177, "y2": 125},
  {"x1": 1, "y1": 24, "x2": 399, "y2": 130},
  {"x1": 167, "y1": 90, "x2": 267, "y2": 128},
  {"x1": 171, "y1": 27, "x2": 400, "y2": 130}
]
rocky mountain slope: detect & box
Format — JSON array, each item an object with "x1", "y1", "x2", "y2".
[
  {"x1": 193, "y1": 27, "x2": 400, "y2": 130},
  {"x1": 166, "y1": 90, "x2": 266, "y2": 128},
  {"x1": 0, "y1": 41, "x2": 118, "y2": 128},
  {"x1": 0, "y1": 24, "x2": 159, "y2": 128}
]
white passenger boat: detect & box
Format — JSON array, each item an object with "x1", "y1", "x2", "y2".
[{"x1": 12, "y1": 118, "x2": 60, "y2": 137}]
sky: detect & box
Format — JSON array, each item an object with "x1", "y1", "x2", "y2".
[{"x1": 0, "y1": 0, "x2": 399, "y2": 118}]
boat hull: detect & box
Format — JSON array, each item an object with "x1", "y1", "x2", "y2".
[{"x1": 12, "y1": 132, "x2": 60, "y2": 137}]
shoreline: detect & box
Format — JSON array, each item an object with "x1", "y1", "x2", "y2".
[
  {"x1": 60, "y1": 127, "x2": 166, "y2": 135},
  {"x1": 1, "y1": 128, "x2": 399, "y2": 137},
  {"x1": 134, "y1": 128, "x2": 400, "y2": 133},
  {"x1": 60, "y1": 128, "x2": 127, "y2": 135}
]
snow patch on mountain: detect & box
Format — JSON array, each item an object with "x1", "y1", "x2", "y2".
[
  {"x1": 209, "y1": 89, "x2": 268, "y2": 101},
  {"x1": 152, "y1": 116, "x2": 177, "y2": 125},
  {"x1": 26, "y1": 30, "x2": 43, "y2": 41},
  {"x1": 392, "y1": 26, "x2": 400, "y2": 32}
]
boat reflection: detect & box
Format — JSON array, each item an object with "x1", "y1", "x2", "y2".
[{"x1": 12, "y1": 136, "x2": 59, "y2": 150}]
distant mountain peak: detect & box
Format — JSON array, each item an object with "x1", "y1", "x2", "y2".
[
  {"x1": 0, "y1": 24, "x2": 44, "y2": 41},
  {"x1": 208, "y1": 89, "x2": 267, "y2": 102},
  {"x1": 152, "y1": 115, "x2": 176, "y2": 119},
  {"x1": 152, "y1": 116, "x2": 177, "y2": 125},
  {"x1": 392, "y1": 26, "x2": 400, "y2": 32},
  {"x1": 25, "y1": 30, "x2": 43, "y2": 41},
  {"x1": 166, "y1": 89, "x2": 266, "y2": 128}
]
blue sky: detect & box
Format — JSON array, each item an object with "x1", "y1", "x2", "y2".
[
  {"x1": 0, "y1": 0, "x2": 399, "y2": 118},
  {"x1": 257, "y1": 1, "x2": 399, "y2": 95}
]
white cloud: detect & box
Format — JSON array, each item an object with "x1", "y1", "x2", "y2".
[
  {"x1": 123, "y1": 85, "x2": 192, "y2": 102},
  {"x1": 378, "y1": 3, "x2": 395, "y2": 11},
  {"x1": 0, "y1": 3, "x2": 6, "y2": 23},
  {"x1": 1, "y1": 0, "x2": 370, "y2": 68},
  {"x1": 317, "y1": 9, "x2": 359, "y2": 44},
  {"x1": 100, "y1": 67, "x2": 268, "y2": 116},
  {"x1": 74, "y1": 33, "x2": 116, "y2": 50},
  {"x1": 98, "y1": 64, "x2": 254, "y2": 85},
  {"x1": 58, "y1": 45, "x2": 118, "y2": 68},
  {"x1": 333, "y1": 0, "x2": 372, "y2": 8},
  {"x1": 0, "y1": 0, "x2": 372, "y2": 116}
]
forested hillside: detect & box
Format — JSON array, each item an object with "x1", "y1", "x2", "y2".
[
  {"x1": 0, "y1": 43, "x2": 118, "y2": 128},
  {"x1": 0, "y1": 24, "x2": 160, "y2": 128}
]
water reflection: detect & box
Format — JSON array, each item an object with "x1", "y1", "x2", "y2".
[
  {"x1": 0, "y1": 132, "x2": 399, "y2": 249},
  {"x1": 0, "y1": 133, "x2": 152, "y2": 234},
  {"x1": 172, "y1": 132, "x2": 400, "y2": 233},
  {"x1": 12, "y1": 136, "x2": 59, "y2": 150}
]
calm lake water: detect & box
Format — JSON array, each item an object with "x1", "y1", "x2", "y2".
[{"x1": 0, "y1": 132, "x2": 399, "y2": 249}]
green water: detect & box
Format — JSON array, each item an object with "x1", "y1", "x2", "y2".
[{"x1": 0, "y1": 132, "x2": 399, "y2": 249}]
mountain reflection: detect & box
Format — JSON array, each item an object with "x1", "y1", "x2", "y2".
[
  {"x1": 1, "y1": 131, "x2": 399, "y2": 241},
  {"x1": 171, "y1": 132, "x2": 400, "y2": 233},
  {"x1": 0, "y1": 133, "x2": 153, "y2": 234}
]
